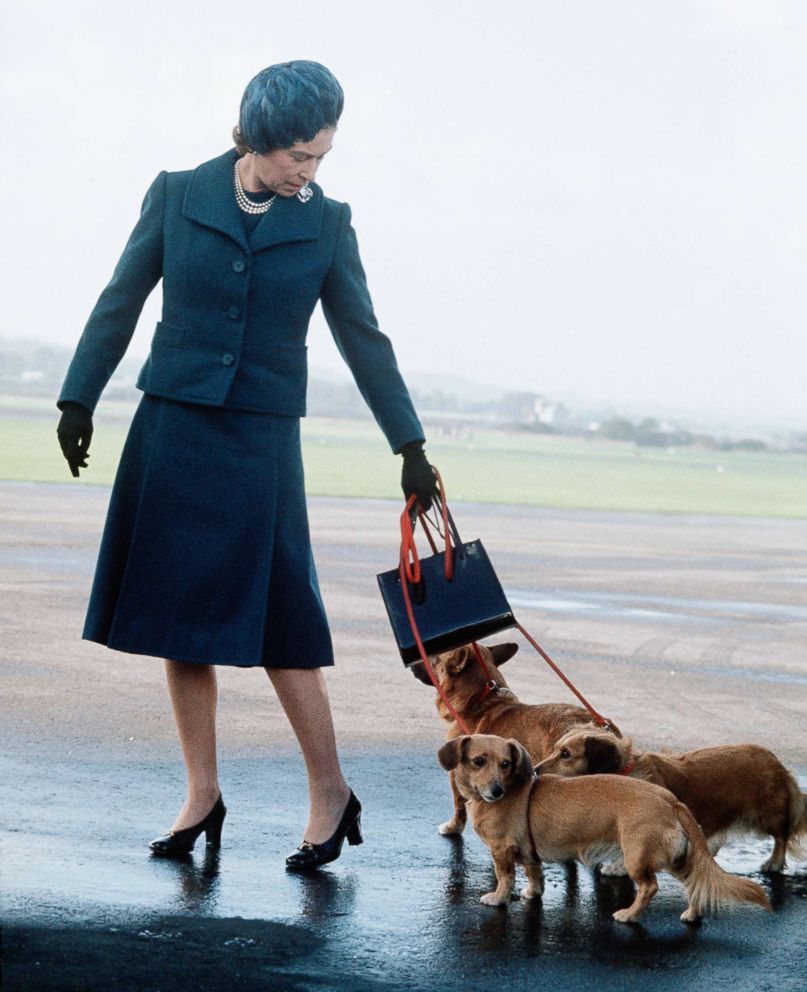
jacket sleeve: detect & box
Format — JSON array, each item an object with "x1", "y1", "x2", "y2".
[
  {"x1": 320, "y1": 202, "x2": 424, "y2": 454},
  {"x1": 58, "y1": 171, "x2": 167, "y2": 413}
]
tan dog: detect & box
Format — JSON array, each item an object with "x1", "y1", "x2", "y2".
[
  {"x1": 438, "y1": 734, "x2": 770, "y2": 925},
  {"x1": 412, "y1": 642, "x2": 621, "y2": 835},
  {"x1": 535, "y1": 728, "x2": 807, "y2": 872}
]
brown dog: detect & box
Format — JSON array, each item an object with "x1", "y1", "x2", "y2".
[
  {"x1": 535, "y1": 728, "x2": 807, "y2": 872},
  {"x1": 412, "y1": 642, "x2": 621, "y2": 835},
  {"x1": 439, "y1": 734, "x2": 771, "y2": 924}
]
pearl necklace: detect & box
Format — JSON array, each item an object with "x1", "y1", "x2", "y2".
[{"x1": 233, "y1": 160, "x2": 277, "y2": 215}]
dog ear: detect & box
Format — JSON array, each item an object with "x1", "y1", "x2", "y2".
[
  {"x1": 488, "y1": 642, "x2": 519, "y2": 667},
  {"x1": 508, "y1": 739, "x2": 535, "y2": 784},
  {"x1": 446, "y1": 645, "x2": 472, "y2": 675},
  {"x1": 408, "y1": 661, "x2": 433, "y2": 686},
  {"x1": 584, "y1": 735, "x2": 623, "y2": 774},
  {"x1": 438, "y1": 736, "x2": 470, "y2": 771}
]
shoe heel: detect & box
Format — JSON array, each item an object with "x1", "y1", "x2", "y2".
[
  {"x1": 205, "y1": 823, "x2": 223, "y2": 849},
  {"x1": 205, "y1": 804, "x2": 226, "y2": 849},
  {"x1": 346, "y1": 815, "x2": 363, "y2": 847}
]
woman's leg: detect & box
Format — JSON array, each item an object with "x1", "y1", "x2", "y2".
[
  {"x1": 164, "y1": 659, "x2": 221, "y2": 831},
  {"x1": 266, "y1": 667, "x2": 351, "y2": 844}
]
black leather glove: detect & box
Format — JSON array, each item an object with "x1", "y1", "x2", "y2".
[
  {"x1": 400, "y1": 441, "x2": 438, "y2": 510},
  {"x1": 57, "y1": 402, "x2": 94, "y2": 478}
]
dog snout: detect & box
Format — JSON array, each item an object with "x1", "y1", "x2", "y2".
[{"x1": 481, "y1": 782, "x2": 505, "y2": 802}]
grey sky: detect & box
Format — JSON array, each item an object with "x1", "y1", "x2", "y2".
[{"x1": 2, "y1": 0, "x2": 805, "y2": 428}]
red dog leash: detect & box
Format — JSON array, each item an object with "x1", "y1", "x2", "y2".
[
  {"x1": 514, "y1": 622, "x2": 612, "y2": 730},
  {"x1": 399, "y1": 470, "x2": 614, "y2": 735}
]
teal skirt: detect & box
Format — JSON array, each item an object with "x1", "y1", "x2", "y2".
[{"x1": 83, "y1": 395, "x2": 334, "y2": 668}]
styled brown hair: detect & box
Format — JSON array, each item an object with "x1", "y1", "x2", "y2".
[{"x1": 232, "y1": 125, "x2": 250, "y2": 157}]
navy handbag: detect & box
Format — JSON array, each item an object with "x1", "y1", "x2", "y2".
[{"x1": 377, "y1": 493, "x2": 515, "y2": 666}]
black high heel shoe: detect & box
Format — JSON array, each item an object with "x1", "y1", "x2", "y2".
[
  {"x1": 285, "y1": 790, "x2": 363, "y2": 870},
  {"x1": 149, "y1": 794, "x2": 226, "y2": 857}
]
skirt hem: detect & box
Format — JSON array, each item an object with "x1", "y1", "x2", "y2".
[{"x1": 83, "y1": 634, "x2": 336, "y2": 670}]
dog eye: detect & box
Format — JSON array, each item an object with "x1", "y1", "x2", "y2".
[
  {"x1": 472, "y1": 756, "x2": 486, "y2": 767},
  {"x1": 560, "y1": 749, "x2": 571, "y2": 759},
  {"x1": 500, "y1": 760, "x2": 511, "y2": 770}
]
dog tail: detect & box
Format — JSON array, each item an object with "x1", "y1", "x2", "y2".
[{"x1": 673, "y1": 802, "x2": 770, "y2": 917}]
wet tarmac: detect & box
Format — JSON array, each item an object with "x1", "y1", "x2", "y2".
[
  {"x1": 4, "y1": 743, "x2": 807, "y2": 992},
  {"x1": 2, "y1": 482, "x2": 807, "y2": 990}
]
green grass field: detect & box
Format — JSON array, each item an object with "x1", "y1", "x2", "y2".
[{"x1": 3, "y1": 396, "x2": 805, "y2": 518}]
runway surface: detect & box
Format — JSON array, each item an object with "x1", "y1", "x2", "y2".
[{"x1": 2, "y1": 482, "x2": 806, "y2": 991}]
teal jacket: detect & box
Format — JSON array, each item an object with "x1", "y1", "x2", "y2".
[{"x1": 59, "y1": 148, "x2": 424, "y2": 453}]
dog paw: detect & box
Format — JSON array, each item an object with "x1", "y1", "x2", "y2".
[
  {"x1": 680, "y1": 908, "x2": 703, "y2": 926},
  {"x1": 612, "y1": 909, "x2": 640, "y2": 925},
  {"x1": 438, "y1": 820, "x2": 465, "y2": 836},
  {"x1": 760, "y1": 857, "x2": 785, "y2": 873},
  {"x1": 480, "y1": 892, "x2": 508, "y2": 907},
  {"x1": 600, "y1": 861, "x2": 628, "y2": 877},
  {"x1": 519, "y1": 886, "x2": 542, "y2": 901}
]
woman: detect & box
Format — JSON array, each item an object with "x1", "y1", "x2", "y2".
[{"x1": 56, "y1": 61, "x2": 436, "y2": 869}]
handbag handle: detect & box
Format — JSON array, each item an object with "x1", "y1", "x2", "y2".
[
  {"x1": 399, "y1": 466, "x2": 460, "y2": 584},
  {"x1": 397, "y1": 465, "x2": 477, "y2": 735}
]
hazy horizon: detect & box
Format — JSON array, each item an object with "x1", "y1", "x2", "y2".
[
  {"x1": 2, "y1": 330, "x2": 797, "y2": 440},
  {"x1": 2, "y1": 1, "x2": 805, "y2": 431}
]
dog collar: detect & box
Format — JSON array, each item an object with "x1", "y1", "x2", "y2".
[
  {"x1": 621, "y1": 758, "x2": 637, "y2": 776},
  {"x1": 474, "y1": 679, "x2": 500, "y2": 707}
]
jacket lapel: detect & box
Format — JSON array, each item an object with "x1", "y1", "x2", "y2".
[
  {"x1": 183, "y1": 149, "x2": 248, "y2": 252},
  {"x1": 182, "y1": 148, "x2": 324, "y2": 253}
]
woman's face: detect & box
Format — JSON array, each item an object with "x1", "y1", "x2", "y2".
[{"x1": 246, "y1": 127, "x2": 336, "y2": 196}]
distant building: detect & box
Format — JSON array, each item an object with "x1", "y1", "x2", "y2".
[{"x1": 496, "y1": 391, "x2": 568, "y2": 429}]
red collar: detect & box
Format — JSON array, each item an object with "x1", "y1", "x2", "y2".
[{"x1": 621, "y1": 758, "x2": 637, "y2": 776}]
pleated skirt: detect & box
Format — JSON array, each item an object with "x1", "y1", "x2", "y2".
[{"x1": 83, "y1": 394, "x2": 334, "y2": 668}]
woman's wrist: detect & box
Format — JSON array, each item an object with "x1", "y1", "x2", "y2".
[{"x1": 397, "y1": 439, "x2": 426, "y2": 458}]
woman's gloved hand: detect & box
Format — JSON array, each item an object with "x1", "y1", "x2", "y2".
[
  {"x1": 400, "y1": 441, "x2": 438, "y2": 510},
  {"x1": 57, "y1": 402, "x2": 94, "y2": 478}
]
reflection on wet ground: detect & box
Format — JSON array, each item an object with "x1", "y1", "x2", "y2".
[{"x1": 3, "y1": 747, "x2": 806, "y2": 991}]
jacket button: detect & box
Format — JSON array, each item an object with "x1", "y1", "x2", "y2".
[
  {"x1": 232, "y1": 259, "x2": 245, "y2": 273},
  {"x1": 221, "y1": 353, "x2": 235, "y2": 366},
  {"x1": 227, "y1": 305, "x2": 241, "y2": 320}
]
